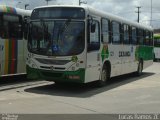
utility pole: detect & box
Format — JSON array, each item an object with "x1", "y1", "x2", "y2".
[
  {"x1": 136, "y1": 6, "x2": 141, "y2": 23},
  {"x1": 25, "y1": 4, "x2": 29, "y2": 10},
  {"x1": 150, "y1": 0, "x2": 153, "y2": 26},
  {"x1": 45, "y1": 0, "x2": 52, "y2": 5},
  {"x1": 79, "y1": 0, "x2": 87, "y2": 6}
]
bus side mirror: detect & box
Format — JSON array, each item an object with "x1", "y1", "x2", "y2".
[{"x1": 91, "y1": 24, "x2": 96, "y2": 33}]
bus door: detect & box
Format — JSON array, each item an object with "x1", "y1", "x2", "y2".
[{"x1": 85, "y1": 19, "x2": 101, "y2": 82}]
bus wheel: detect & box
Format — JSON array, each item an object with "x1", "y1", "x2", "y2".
[
  {"x1": 97, "y1": 65, "x2": 110, "y2": 87},
  {"x1": 136, "y1": 60, "x2": 143, "y2": 76}
]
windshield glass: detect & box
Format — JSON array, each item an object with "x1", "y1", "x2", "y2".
[{"x1": 28, "y1": 20, "x2": 85, "y2": 56}]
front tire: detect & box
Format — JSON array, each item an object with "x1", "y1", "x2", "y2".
[{"x1": 97, "y1": 65, "x2": 110, "y2": 87}]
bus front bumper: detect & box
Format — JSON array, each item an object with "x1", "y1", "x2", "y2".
[{"x1": 26, "y1": 65, "x2": 85, "y2": 83}]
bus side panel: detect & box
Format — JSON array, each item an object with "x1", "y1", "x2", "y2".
[
  {"x1": 121, "y1": 45, "x2": 138, "y2": 74},
  {"x1": 0, "y1": 38, "x2": 26, "y2": 76},
  {"x1": 85, "y1": 51, "x2": 101, "y2": 83},
  {"x1": 108, "y1": 44, "x2": 122, "y2": 77},
  {"x1": 16, "y1": 40, "x2": 26, "y2": 74},
  {"x1": 1, "y1": 39, "x2": 18, "y2": 75},
  {"x1": 154, "y1": 47, "x2": 160, "y2": 59},
  {"x1": 136, "y1": 46, "x2": 153, "y2": 69}
]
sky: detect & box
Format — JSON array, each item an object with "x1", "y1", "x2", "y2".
[{"x1": 0, "y1": 0, "x2": 160, "y2": 29}]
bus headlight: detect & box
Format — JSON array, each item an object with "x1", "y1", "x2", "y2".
[
  {"x1": 76, "y1": 63, "x2": 79, "y2": 67},
  {"x1": 28, "y1": 53, "x2": 34, "y2": 58},
  {"x1": 28, "y1": 53, "x2": 32, "y2": 58},
  {"x1": 27, "y1": 59, "x2": 38, "y2": 69},
  {"x1": 32, "y1": 64, "x2": 36, "y2": 68},
  {"x1": 68, "y1": 62, "x2": 81, "y2": 71}
]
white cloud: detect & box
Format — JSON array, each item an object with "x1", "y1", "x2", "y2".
[{"x1": 0, "y1": 0, "x2": 160, "y2": 28}]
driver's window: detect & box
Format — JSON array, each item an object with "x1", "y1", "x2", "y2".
[{"x1": 88, "y1": 20, "x2": 100, "y2": 51}]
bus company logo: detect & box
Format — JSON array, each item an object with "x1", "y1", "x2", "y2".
[
  {"x1": 71, "y1": 56, "x2": 78, "y2": 62},
  {"x1": 119, "y1": 51, "x2": 131, "y2": 57}
]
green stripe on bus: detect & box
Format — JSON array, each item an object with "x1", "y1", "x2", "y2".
[{"x1": 136, "y1": 45, "x2": 154, "y2": 60}]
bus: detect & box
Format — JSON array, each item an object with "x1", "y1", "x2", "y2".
[
  {"x1": 26, "y1": 5, "x2": 154, "y2": 86},
  {"x1": 153, "y1": 34, "x2": 160, "y2": 61},
  {"x1": 0, "y1": 6, "x2": 31, "y2": 77}
]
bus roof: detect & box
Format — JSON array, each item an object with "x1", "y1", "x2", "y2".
[
  {"x1": 0, "y1": 5, "x2": 32, "y2": 17},
  {"x1": 33, "y1": 5, "x2": 153, "y2": 31}
]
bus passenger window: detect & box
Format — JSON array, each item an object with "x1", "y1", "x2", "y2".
[
  {"x1": 112, "y1": 21, "x2": 120, "y2": 44},
  {"x1": 123, "y1": 24, "x2": 130, "y2": 44},
  {"x1": 101, "y1": 18, "x2": 110, "y2": 43},
  {"x1": 131, "y1": 27, "x2": 137, "y2": 45},
  {"x1": 1, "y1": 21, "x2": 9, "y2": 38},
  {"x1": 144, "y1": 31, "x2": 150, "y2": 46},
  {"x1": 138, "y1": 29, "x2": 144, "y2": 45},
  {"x1": 2, "y1": 14, "x2": 22, "y2": 39},
  {"x1": 88, "y1": 20, "x2": 100, "y2": 51},
  {"x1": 0, "y1": 15, "x2": 4, "y2": 38}
]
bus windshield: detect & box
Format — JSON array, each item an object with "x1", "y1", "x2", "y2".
[{"x1": 28, "y1": 20, "x2": 85, "y2": 56}]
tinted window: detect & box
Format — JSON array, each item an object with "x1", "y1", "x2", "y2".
[
  {"x1": 88, "y1": 20, "x2": 100, "y2": 51},
  {"x1": 131, "y1": 27, "x2": 137, "y2": 45},
  {"x1": 112, "y1": 21, "x2": 120, "y2": 44},
  {"x1": 144, "y1": 31, "x2": 150, "y2": 46},
  {"x1": 123, "y1": 24, "x2": 130, "y2": 44},
  {"x1": 101, "y1": 18, "x2": 110, "y2": 43},
  {"x1": 138, "y1": 29, "x2": 144, "y2": 45},
  {"x1": 0, "y1": 13, "x2": 22, "y2": 39}
]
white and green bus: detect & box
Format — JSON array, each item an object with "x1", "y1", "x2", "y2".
[
  {"x1": 26, "y1": 5, "x2": 154, "y2": 86},
  {"x1": 154, "y1": 34, "x2": 160, "y2": 61},
  {"x1": 0, "y1": 6, "x2": 31, "y2": 77}
]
